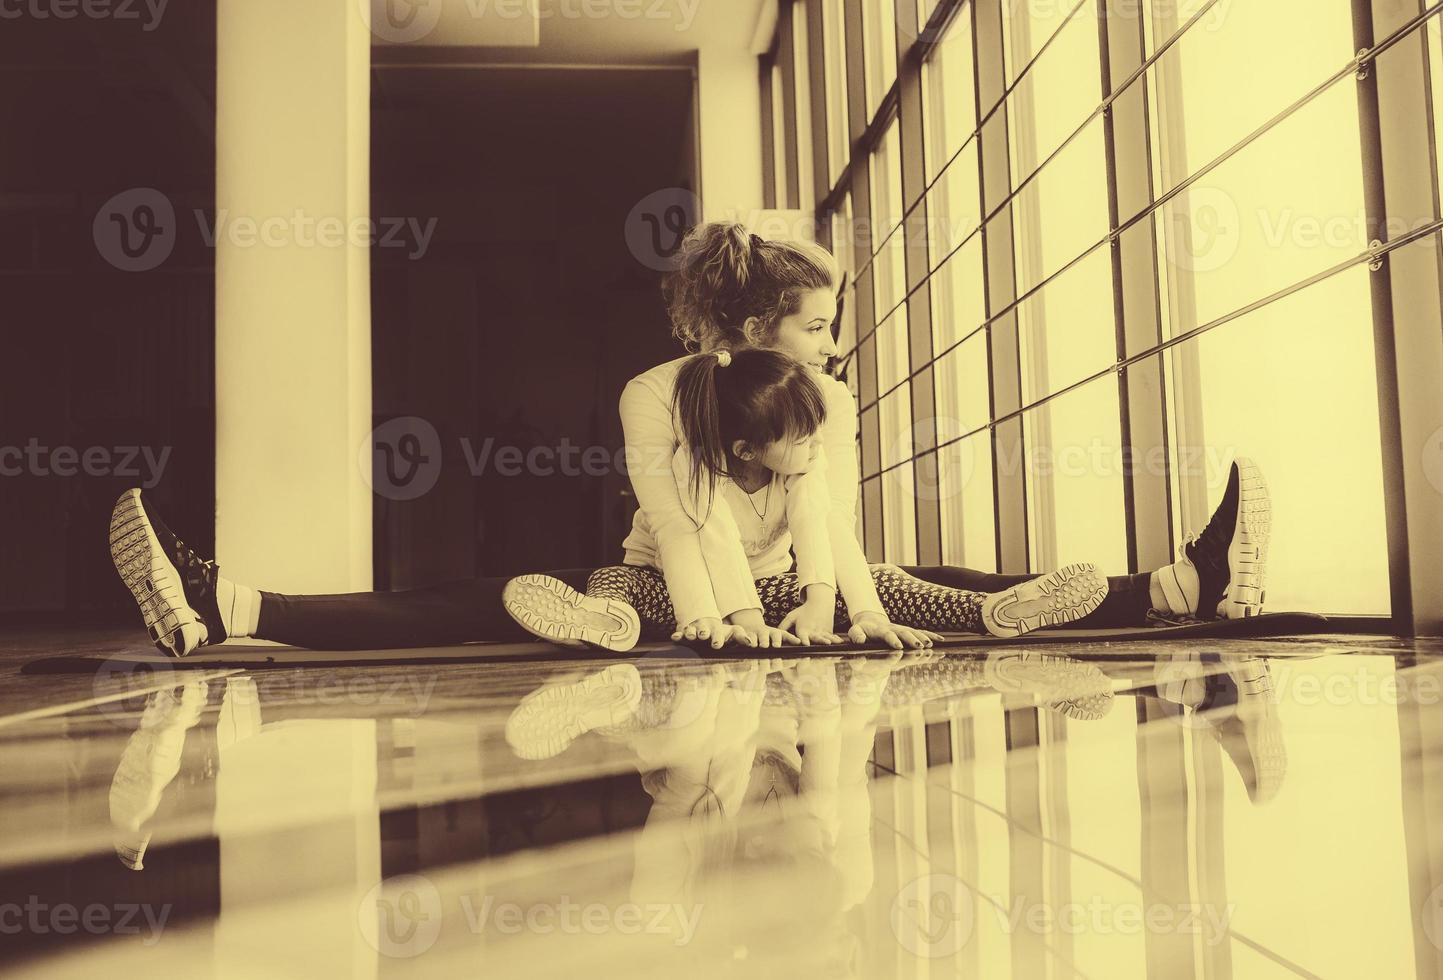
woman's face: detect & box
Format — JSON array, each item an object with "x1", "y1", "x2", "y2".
[{"x1": 750, "y1": 287, "x2": 839, "y2": 374}]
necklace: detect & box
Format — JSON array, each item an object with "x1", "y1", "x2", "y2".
[{"x1": 741, "y1": 476, "x2": 772, "y2": 521}]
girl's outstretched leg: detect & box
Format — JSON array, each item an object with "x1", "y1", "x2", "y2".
[
  {"x1": 502, "y1": 568, "x2": 648, "y2": 652},
  {"x1": 871, "y1": 563, "x2": 1109, "y2": 638}
]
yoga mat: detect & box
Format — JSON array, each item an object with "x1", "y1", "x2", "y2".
[{"x1": 21, "y1": 612, "x2": 1339, "y2": 673}]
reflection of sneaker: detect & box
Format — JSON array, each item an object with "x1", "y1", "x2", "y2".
[
  {"x1": 109, "y1": 489, "x2": 226, "y2": 658},
  {"x1": 502, "y1": 574, "x2": 641, "y2": 652},
  {"x1": 982, "y1": 653, "x2": 1115, "y2": 721},
  {"x1": 1161, "y1": 458, "x2": 1271, "y2": 620},
  {"x1": 980, "y1": 563, "x2": 1108, "y2": 638},
  {"x1": 505, "y1": 664, "x2": 643, "y2": 760},
  {"x1": 109, "y1": 680, "x2": 210, "y2": 869},
  {"x1": 1207, "y1": 658, "x2": 1287, "y2": 804}
]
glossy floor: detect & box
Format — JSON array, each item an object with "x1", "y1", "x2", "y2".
[{"x1": 2, "y1": 626, "x2": 1442, "y2": 979}]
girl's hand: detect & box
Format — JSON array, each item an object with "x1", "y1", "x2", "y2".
[
  {"x1": 727, "y1": 609, "x2": 801, "y2": 649},
  {"x1": 846, "y1": 612, "x2": 943, "y2": 651},
  {"x1": 778, "y1": 601, "x2": 843, "y2": 646},
  {"x1": 672, "y1": 617, "x2": 758, "y2": 650}
]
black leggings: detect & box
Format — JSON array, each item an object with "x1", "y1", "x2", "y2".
[{"x1": 254, "y1": 564, "x2": 1155, "y2": 650}]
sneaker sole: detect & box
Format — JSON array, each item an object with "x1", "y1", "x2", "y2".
[
  {"x1": 1219, "y1": 458, "x2": 1271, "y2": 619},
  {"x1": 983, "y1": 653, "x2": 1115, "y2": 721},
  {"x1": 501, "y1": 574, "x2": 641, "y2": 652},
  {"x1": 108, "y1": 489, "x2": 207, "y2": 658},
  {"x1": 980, "y1": 562, "x2": 1109, "y2": 638},
  {"x1": 504, "y1": 663, "x2": 644, "y2": 760}
]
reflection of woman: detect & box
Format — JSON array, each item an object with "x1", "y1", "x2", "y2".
[{"x1": 109, "y1": 223, "x2": 1269, "y2": 658}]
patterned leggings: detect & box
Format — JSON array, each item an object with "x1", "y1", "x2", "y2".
[{"x1": 585, "y1": 563, "x2": 986, "y2": 635}]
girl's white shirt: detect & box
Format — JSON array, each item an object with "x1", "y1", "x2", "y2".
[{"x1": 619, "y1": 355, "x2": 884, "y2": 625}]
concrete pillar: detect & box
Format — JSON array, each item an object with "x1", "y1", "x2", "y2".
[
  {"x1": 215, "y1": 0, "x2": 373, "y2": 595},
  {"x1": 697, "y1": 47, "x2": 766, "y2": 222}
]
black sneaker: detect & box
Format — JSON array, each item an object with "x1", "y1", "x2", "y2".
[
  {"x1": 1182, "y1": 458, "x2": 1271, "y2": 619},
  {"x1": 109, "y1": 489, "x2": 227, "y2": 658}
]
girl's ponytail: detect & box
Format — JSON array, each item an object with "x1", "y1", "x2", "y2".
[
  {"x1": 672, "y1": 348, "x2": 827, "y2": 522},
  {"x1": 673, "y1": 352, "x2": 729, "y2": 512}
]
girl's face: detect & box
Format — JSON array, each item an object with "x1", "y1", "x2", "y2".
[
  {"x1": 757, "y1": 428, "x2": 824, "y2": 477},
  {"x1": 756, "y1": 287, "x2": 839, "y2": 373}
]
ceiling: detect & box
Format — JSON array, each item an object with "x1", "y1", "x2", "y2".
[{"x1": 371, "y1": 0, "x2": 768, "y2": 63}]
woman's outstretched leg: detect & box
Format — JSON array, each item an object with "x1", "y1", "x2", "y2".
[
  {"x1": 110, "y1": 487, "x2": 594, "y2": 655},
  {"x1": 256, "y1": 570, "x2": 598, "y2": 650},
  {"x1": 897, "y1": 457, "x2": 1272, "y2": 628}
]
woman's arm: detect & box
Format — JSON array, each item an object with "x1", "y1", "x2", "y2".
[
  {"x1": 819, "y1": 378, "x2": 885, "y2": 620},
  {"x1": 782, "y1": 461, "x2": 836, "y2": 601},
  {"x1": 620, "y1": 376, "x2": 762, "y2": 624}
]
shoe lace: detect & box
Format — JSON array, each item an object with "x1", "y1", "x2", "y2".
[
  {"x1": 1146, "y1": 608, "x2": 1210, "y2": 629},
  {"x1": 171, "y1": 538, "x2": 218, "y2": 598},
  {"x1": 1188, "y1": 498, "x2": 1236, "y2": 573}
]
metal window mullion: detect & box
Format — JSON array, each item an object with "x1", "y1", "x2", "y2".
[
  {"x1": 1009, "y1": 7, "x2": 1057, "y2": 576},
  {"x1": 805, "y1": 0, "x2": 833, "y2": 215},
  {"x1": 761, "y1": 55, "x2": 778, "y2": 209},
  {"x1": 975, "y1": 0, "x2": 1029, "y2": 575},
  {"x1": 1353, "y1": 0, "x2": 1443, "y2": 637},
  {"x1": 778, "y1": 1, "x2": 803, "y2": 210},
  {"x1": 1148, "y1": 0, "x2": 1209, "y2": 542},
  {"x1": 895, "y1": 0, "x2": 942, "y2": 565},
  {"x1": 845, "y1": 0, "x2": 887, "y2": 559},
  {"x1": 1101, "y1": 0, "x2": 1174, "y2": 575}
]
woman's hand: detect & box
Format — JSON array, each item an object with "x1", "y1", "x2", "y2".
[
  {"x1": 671, "y1": 617, "x2": 758, "y2": 650},
  {"x1": 726, "y1": 609, "x2": 801, "y2": 649},
  {"x1": 846, "y1": 612, "x2": 944, "y2": 651},
  {"x1": 778, "y1": 600, "x2": 843, "y2": 646}
]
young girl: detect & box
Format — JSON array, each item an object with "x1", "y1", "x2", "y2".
[{"x1": 499, "y1": 347, "x2": 1110, "y2": 652}]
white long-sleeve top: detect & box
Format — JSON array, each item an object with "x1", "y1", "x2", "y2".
[{"x1": 619, "y1": 356, "x2": 884, "y2": 624}]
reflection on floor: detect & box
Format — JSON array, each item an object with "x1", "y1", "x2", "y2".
[{"x1": 2, "y1": 627, "x2": 1442, "y2": 978}]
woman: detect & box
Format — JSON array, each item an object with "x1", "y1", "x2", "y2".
[
  {"x1": 108, "y1": 225, "x2": 1268, "y2": 657},
  {"x1": 500, "y1": 224, "x2": 1270, "y2": 650}
]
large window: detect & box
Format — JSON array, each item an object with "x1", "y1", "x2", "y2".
[{"x1": 770, "y1": 0, "x2": 1437, "y2": 621}]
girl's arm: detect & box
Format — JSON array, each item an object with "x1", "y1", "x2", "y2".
[
  {"x1": 620, "y1": 376, "x2": 763, "y2": 624},
  {"x1": 818, "y1": 377, "x2": 886, "y2": 620}
]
